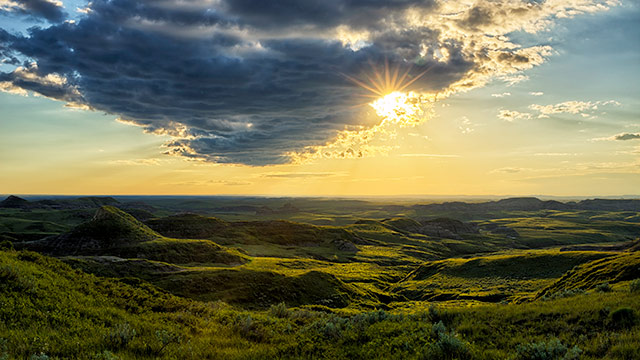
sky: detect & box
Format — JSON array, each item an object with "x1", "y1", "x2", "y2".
[{"x1": 0, "y1": 0, "x2": 639, "y2": 196}]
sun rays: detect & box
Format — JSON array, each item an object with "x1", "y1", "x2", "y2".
[
  {"x1": 287, "y1": 61, "x2": 435, "y2": 164},
  {"x1": 342, "y1": 59, "x2": 431, "y2": 99}
]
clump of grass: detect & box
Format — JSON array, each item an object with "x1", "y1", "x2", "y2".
[
  {"x1": 268, "y1": 302, "x2": 290, "y2": 318},
  {"x1": 155, "y1": 329, "x2": 182, "y2": 355},
  {"x1": 542, "y1": 288, "x2": 585, "y2": 301},
  {"x1": 609, "y1": 307, "x2": 636, "y2": 329},
  {"x1": 595, "y1": 282, "x2": 612, "y2": 292},
  {"x1": 93, "y1": 350, "x2": 119, "y2": 360},
  {"x1": 629, "y1": 279, "x2": 640, "y2": 293},
  {"x1": 0, "y1": 338, "x2": 8, "y2": 360},
  {"x1": 424, "y1": 321, "x2": 470, "y2": 360},
  {"x1": 104, "y1": 323, "x2": 137, "y2": 349},
  {"x1": 29, "y1": 354, "x2": 50, "y2": 360},
  {"x1": 515, "y1": 338, "x2": 581, "y2": 360},
  {"x1": 0, "y1": 240, "x2": 13, "y2": 251}
]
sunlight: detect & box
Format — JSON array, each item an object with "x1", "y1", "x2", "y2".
[{"x1": 370, "y1": 91, "x2": 427, "y2": 127}]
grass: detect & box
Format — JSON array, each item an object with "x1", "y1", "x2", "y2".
[
  {"x1": 1, "y1": 247, "x2": 640, "y2": 359},
  {"x1": 2, "y1": 199, "x2": 640, "y2": 358}
]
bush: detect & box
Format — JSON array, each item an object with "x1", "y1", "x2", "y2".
[
  {"x1": 422, "y1": 321, "x2": 470, "y2": 360},
  {"x1": 93, "y1": 351, "x2": 119, "y2": 360},
  {"x1": 155, "y1": 329, "x2": 182, "y2": 354},
  {"x1": 0, "y1": 338, "x2": 7, "y2": 360},
  {"x1": 0, "y1": 240, "x2": 13, "y2": 251},
  {"x1": 515, "y1": 338, "x2": 581, "y2": 360},
  {"x1": 609, "y1": 307, "x2": 636, "y2": 329},
  {"x1": 428, "y1": 305, "x2": 454, "y2": 324},
  {"x1": 629, "y1": 279, "x2": 640, "y2": 293},
  {"x1": 29, "y1": 354, "x2": 50, "y2": 360},
  {"x1": 542, "y1": 288, "x2": 585, "y2": 301},
  {"x1": 104, "y1": 323, "x2": 137, "y2": 349},
  {"x1": 269, "y1": 302, "x2": 290, "y2": 318},
  {"x1": 595, "y1": 282, "x2": 611, "y2": 293}
]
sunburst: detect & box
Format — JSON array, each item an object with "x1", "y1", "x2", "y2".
[{"x1": 342, "y1": 58, "x2": 431, "y2": 99}]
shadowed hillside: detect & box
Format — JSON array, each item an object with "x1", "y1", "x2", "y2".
[{"x1": 21, "y1": 206, "x2": 247, "y2": 265}]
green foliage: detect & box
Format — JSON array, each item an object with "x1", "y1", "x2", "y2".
[
  {"x1": 629, "y1": 279, "x2": 640, "y2": 293},
  {"x1": 104, "y1": 323, "x2": 137, "y2": 349},
  {"x1": 595, "y1": 282, "x2": 612, "y2": 292},
  {"x1": 3, "y1": 198, "x2": 640, "y2": 359},
  {"x1": 154, "y1": 329, "x2": 183, "y2": 354},
  {"x1": 609, "y1": 307, "x2": 636, "y2": 329},
  {"x1": 542, "y1": 288, "x2": 585, "y2": 301},
  {"x1": 424, "y1": 321, "x2": 470, "y2": 360},
  {"x1": 93, "y1": 350, "x2": 119, "y2": 360},
  {"x1": 515, "y1": 338, "x2": 581, "y2": 360},
  {"x1": 29, "y1": 353, "x2": 50, "y2": 360},
  {"x1": 269, "y1": 302, "x2": 290, "y2": 318}
]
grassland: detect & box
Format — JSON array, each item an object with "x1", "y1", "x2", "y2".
[{"x1": 1, "y1": 196, "x2": 639, "y2": 358}]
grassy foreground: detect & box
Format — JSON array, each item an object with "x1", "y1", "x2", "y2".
[{"x1": 1, "y1": 248, "x2": 639, "y2": 359}]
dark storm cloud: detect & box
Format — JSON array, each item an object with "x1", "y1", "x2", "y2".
[
  {"x1": 222, "y1": 0, "x2": 437, "y2": 30},
  {"x1": 0, "y1": 0, "x2": 559, "y2": 165},
  {"x1": 1, "y1": 0, "x2": 67, "y2": 23}
]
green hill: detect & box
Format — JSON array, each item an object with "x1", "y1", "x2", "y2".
[
  {"x1": 537, "y1": 251, "x2": 640, "y2": 298},
  {"x1": 147, "y1": 214, "x2": 363, "y2": 255},
  {"x1": 1, "y1": 249, "x2": 639, "y2": 359},
  {"x1": 22, "y1": 206, "x2": 247, "y2": 265}
]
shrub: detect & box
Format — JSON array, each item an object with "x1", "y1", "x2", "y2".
[
  {"x1": 422, "y1": 321, "x2": 470, "y2": 360},
  {"x1": 155, "y1": 329, "x2": 183, "y2": 354},
  {"x1": 428, "y1": 305, "x2": 453, "y2": 324},
  {"x1": 29, "y1": 354, "x2": 50, "y2": 360},
  {"x1": 515, "y1": 338, "x2": 581, "y2": 360},
  {"x1": 269, "y1": 302, "x2": 290, "y2": 318},
  {"x1": 595, "y1": 282, "x2": 611, "y2": 293},
  {"x1": 0, "y1": 240, "x2": 13, "y2": 251},
  {"x1": 0, "y1": 338, "x2": 7, "y2": 360},
  {"x1": 609, "y1": 307, "x2": 636, "y2": 329},
  {"x1": 93, "y1": 350, "x2": 119, "y2": 360},
  {"x1": 629, "y1": 279, "x2": 640, "y2": 293},
  {"x1": 104, "y1": 323, "x2": 137, "y2": 349},
  {"x1": 542, "y1": 288, "x2": 585, "y2": 301}
]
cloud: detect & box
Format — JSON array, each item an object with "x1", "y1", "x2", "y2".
[
  {"x1": 107, "y1": 158, "x2": 162, "y2": 166},
  {"x1": 596, "y1": 133, "x2": 640, "y2": 141},
  {"x1": 528, "y1": 99, "x2": 620, "y2": 118},
  {"x1": 0, "y1": 0, "x2": 67, "y2": 23},
  {"x1": 260, "y1": 171, "x2": 344, "y2": 179},
  {"x1": 399, "y1": 153, "x2": 460, "y2": 158},
  {"x1": 458, "y1": 116, "x2": 475, "y2": 134},
  {"x1": 501, "y1": 99, "x2": 621, "y2": 122},
  {"x1": 490, "y1": 167, "x2": 527, "y2": 174},
  {"x1": 491, "y1": 92, "x2": 511, "y2": 98},
  {"x1": 0, "y1": 0, "x2": 620, "y2": 165},
  {"x1": 498, "y1": 109, "x2": 532, "y2": 122},
  {"x1": 529, "y1": 91, "x2": 544, "y2": 96}
]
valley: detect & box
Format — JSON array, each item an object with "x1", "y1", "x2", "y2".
[{"x1": 1, "y1": 195, "x2": 639, "y2": 359}]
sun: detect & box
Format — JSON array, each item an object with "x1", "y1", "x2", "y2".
[
  {"x1": 341, "y1": 59, "x2": 432, "y2": 126},
  {"x1": 369, "y1": 91, "x2": 430, "y2": 127}
]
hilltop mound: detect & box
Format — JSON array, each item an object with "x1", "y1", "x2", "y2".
[
  {"x1": 0, "y1": 195, "x2": 30, "y2": 208},
  {"x1": 22, "y1": 206, "x2": 158, "y2": 255},
  {"x1": 22, "y1": 207, "x2": 247, "y2": 264},
  {"x1": 148, "y1": 215, "x2": 363, "y2": 252},
  {"x1": 146, "y1": 213, "x2": 230, "y2": 238},
  {"x1": 537, "y1": 252, "x2": 640, "y2": 298},
  {"x1": 394, "y1": 251, "x2": 613, "y2": 302},
  {"x1": 154, "y1": 268, "x2": 374, "y2": 309},
  {"x1": 379, "y1": 217, "x2": 479, "y2": 239},
  {"x1": 63, "y1": 205, "x2": 159, "y2": 247}
]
